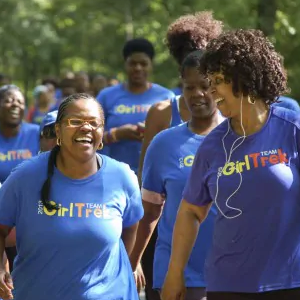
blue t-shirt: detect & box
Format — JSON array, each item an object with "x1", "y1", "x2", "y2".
[
  {"x1": 29, "y1": 107, "x2": 49, "y2": 125},
  {"x1": 183, "y1": 107, "x2": 300, "y2": 293},
  {"x1": 170, "y1": 96, "x2": 183, "y2": 128},
  {"x1": 0, "y1": 122, "x2": 39, "y2": 183},
  {"x1": 273, "y1": 96, "x2": 300, "y2": 112},
  {"x1": 171, "y1": 86, "x2": 182, "y2": 96},
  {"x1": 0, "y1": 153, "x2": 144, "y2": 300},
  {"x1": 142, "y1": 123, "x2": 216, "y2": 288},
  {"x1": 97, "y1": 83, "x2": 174, "y2": 173}
]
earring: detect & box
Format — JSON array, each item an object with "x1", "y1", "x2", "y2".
[
  {"x1": 56, "y1": 138, "x2": 61, "y2": 146},
  {"x1": 248, "y1": 96, "x2": 256, "y2": 105},
  {"x1": 98, "y1": 142, "x2": 103, "y2": 150}
]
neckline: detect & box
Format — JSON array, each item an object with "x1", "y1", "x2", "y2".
[
  {"x1": 121, "y1": 82, "x2": 153, "y2": 96},
  {"x1": 53, "y1": 154, "x2": 107, "y2": 185},
  {"x1": 184, "y1": 122, "x2": 206, "y2": 140},
  {"x1": 228, "y1": 107, "x2": 272, "y2": 139}
]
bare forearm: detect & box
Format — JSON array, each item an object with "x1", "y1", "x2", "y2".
[
  {"x1": 122, "y1": 223, "x2": 138, "y2": 256},
  {"x1": 0, "y1": 236, "x2": 6, "y2": 270},
  {"x1": 137, "y1": 141, "x2": 150, "y2": 186},
  {"x1": 168, "y1": 205, "x2": 200, "y2": 272},
  {"x1": 130, "y1": 211, "x2": 160, "y2": 270}
]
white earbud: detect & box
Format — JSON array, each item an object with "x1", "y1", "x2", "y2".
[{"x1": 214, "y1": 95, "x2": 246, "y2": 219}]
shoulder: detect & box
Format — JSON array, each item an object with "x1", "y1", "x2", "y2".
[
  {"x1": 153, "y1": 122, "x2": 186, "y2": 144},
  {"x1": 194, "y1": 120, "x2": 229, "y2": 158},
  {"x1": 272, "y1": 106, "x2": 300, "y2": 129},
  {"x1": 203, "y1": 119, "x2": 229, "y2": 143},
  {"x1": 151, "y1": 83, "x2": 175, "y2": 97},
  {"x1": 5, "y1": 152, "x2": 49, "y2": 183},
  {"x1": 148, "y1": 123, "x2": 187, "y2": 155},
  {"x1": 21, "y1": 122, "x2": 40, "y2": 134},
  {"x1": 149, "y1": 98, "x2": 172, "y2": 114},
  {"x1": 145, "y1": 99, "x2": 172, "y2": 128},
  {"x1": 96, "y1": 84, "x2": 123, "y2": 100},
  {"x1": 102, "y1": 155, "x2": 138, "y2": 184},
  {"x1": 273, "y1": 96, "x2": 300, "y2": 113}
]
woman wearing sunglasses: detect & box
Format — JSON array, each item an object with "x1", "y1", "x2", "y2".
[{"x1": 0, "y1": 93, "x2": 144, "y2": 300}]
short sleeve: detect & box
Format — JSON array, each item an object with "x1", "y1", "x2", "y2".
[
  {"x1": 122, "y1": 167, "x2": 144, "y2": 228},
  {"x1": 167, "y1": 90, "x2": 176, "y2": 99},
  {"x1": 0, "y1": 170, "x2": 20, "y2": 227},
  {"x1": 182, "y1": 143, "x2": 212, "y2": 206},
  {"x1": 141, "y1": 136, "x2": 165, "y2": 205}
]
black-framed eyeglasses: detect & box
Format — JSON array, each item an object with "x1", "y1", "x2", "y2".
[{"x1": 41, "y1": 124, "x2": 56, "y2": 139}]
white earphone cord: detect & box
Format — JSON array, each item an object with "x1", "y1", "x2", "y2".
[{"x1": 214, "y1": 96, "x2": 246, "y2": 219}]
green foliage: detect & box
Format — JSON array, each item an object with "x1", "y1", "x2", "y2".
[{"x1": 0, "y1": 0, "x2": 300, "y2": 99}]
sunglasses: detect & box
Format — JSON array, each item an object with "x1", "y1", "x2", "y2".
[
  {"x1": 41, "y1": 125, "x2": 56, "y2": 139},
  {"x1": 64, "y1": 118, "x2": 103, "y2": 130}
]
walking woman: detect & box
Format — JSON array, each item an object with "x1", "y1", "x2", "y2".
[
  {"x1": 162, "y1": 29, "x2": 300, "y2": 300},
  {"x1": 130, "y1": 51, "x2": 224, "y2": 300},
  {"x1": 0, "y1": 85, "x2": 40, "y2": 272},
  {"x1": 135, "y1": 12, "x2": 223, "y2": 300},
  {"x1": 97, "y1": 38, "x2": 174, "y2": 174},
  {"x1": 0, "y1": 93, "x2": 143, "y2": 300}
]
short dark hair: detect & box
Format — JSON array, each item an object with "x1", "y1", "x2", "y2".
[
  {"x1": 40, "y1": 93, "x2": 104, "y2": 211},
  {"x1": 122, "y1": 38, "x2": 155, "y2": 60},
  {"x1": 199, "y1": 29, "x2": 288, "y2": 104},
  {"x1": 166, "y1": 11, "x2": 223, "y2": 65},
  {"x1": 42, "y1": 77, "x2": 59, "y2": 88},
  {"x1": 180, "y1": 50, "x2": 205, "y2": 77}
]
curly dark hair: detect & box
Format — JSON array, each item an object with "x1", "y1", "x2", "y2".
[
  {"x1": 199, "y1": 29, "x2": 288, "y2": 104},
  {"x1": 166, "y1": 11, "x2": 223, "y2": 65}
]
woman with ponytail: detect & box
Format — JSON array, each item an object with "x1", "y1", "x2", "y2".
[{"x1": 0, "y1": 93, "x2": 143, "y2": 300}]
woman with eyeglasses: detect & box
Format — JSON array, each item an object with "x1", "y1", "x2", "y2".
[
  {"x1": 0, "y1": 93, "x2": 143, "y2": 300},
  {"x1": 0, "y1": 85, "x2": 40, "y2": 273}
]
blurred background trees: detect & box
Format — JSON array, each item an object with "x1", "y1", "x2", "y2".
[{"x1": 0, "y1": 0, "x2": 299, "y2": 100}]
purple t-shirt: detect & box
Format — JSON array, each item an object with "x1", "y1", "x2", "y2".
[{"x1": 183, "y1": 106, "x2": 300, "y2": 293}]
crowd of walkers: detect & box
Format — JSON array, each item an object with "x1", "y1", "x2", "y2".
[{"x1": 0, "y1": 10, "x2": 300, "y2": 300}]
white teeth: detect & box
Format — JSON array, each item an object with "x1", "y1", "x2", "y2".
[
  {"x1": 75, "y1": 137, "x2": 92, "y2": 143},
  {"x1": 215, "y1": 98, "x2": 225, "y2": 103}
]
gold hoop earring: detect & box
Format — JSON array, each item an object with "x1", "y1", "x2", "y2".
[
  {"x1": 56, "y1": 138, "x2": 61, "y2": 146},
  {"x1": 98, "y1": 142, "x2": 103, "y2": 150},
  {"x1": 248, "y1": 96, "x2": 256, "y2": 105}
]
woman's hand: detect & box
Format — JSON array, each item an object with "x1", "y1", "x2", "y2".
[
  {"x1": 133, "y1": 263, "x2": 146, "y2": 294},
  {"x1": 115, "y1": 124, "x2": 144, "y2": 141},
  {"x1": 161, "y1": 271, "x2": 185, "y2": 300},
  {"x1": 0, "y1": 268, "x2": 13, "y2": 299}
]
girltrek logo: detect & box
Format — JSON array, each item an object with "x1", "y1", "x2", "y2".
[
  {"x1": 114, "y1": 104, "x2": 151, "y2": 114},
  {"x1": 37, "y1": 201, "x2": 112, "y2": 218},
  {"x1": 220, "y1": 148, "x2": 288, "y2": 176},
  {"x1": 0, "y1": 150, "x2": 33, "y2": 161}
]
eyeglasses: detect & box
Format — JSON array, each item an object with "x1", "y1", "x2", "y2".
[
  {"x1": 41, "y1": 125, "x2": 56, "y2": 139},
  {"x1": 64, "y1": 118, "x2": 103, "y2": 130}
]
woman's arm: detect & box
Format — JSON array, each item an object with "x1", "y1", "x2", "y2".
[
  {"x1": 0, "y1": 225, "x2": 14, "y2": 299},
  {"x1": 161, "y1": 199, "x2": 211, "y2": 300},
  {"x1": 168, "y1": 199, "x2": 211, "y2": 272},
  {"x1": 130, "y1": 201, "x2": 163, "y2": 271},
  {"x1": 5, "y1": 228, "x2": 16, "y2": 248},
  {"x1": 121, "y1": 223, "x2": 139, "y2": 256}
]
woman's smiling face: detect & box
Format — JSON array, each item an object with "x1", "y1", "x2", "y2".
[{"x1": 208, "y1": 73, "x2": 242, "y2": 119}]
